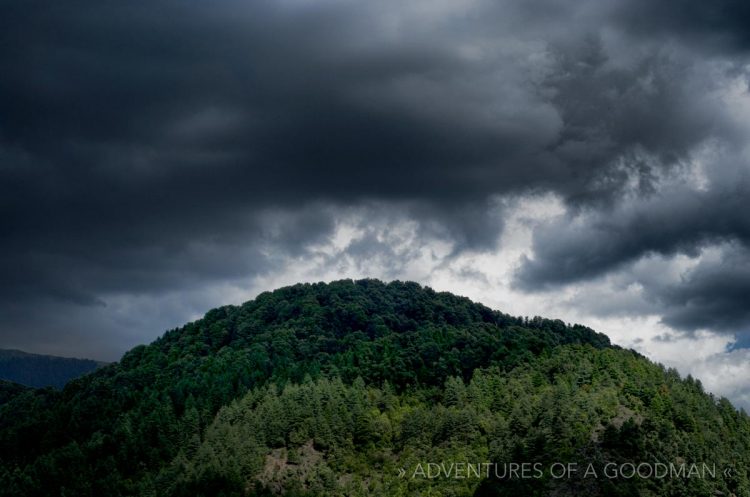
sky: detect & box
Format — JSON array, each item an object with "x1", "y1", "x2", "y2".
[{"x1": 1, "y1": 0, "x2": 750, "y2": 406}]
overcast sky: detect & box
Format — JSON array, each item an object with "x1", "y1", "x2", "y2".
[{"x1": 2, "y1": 0, "x2": 750, "y2": 406}]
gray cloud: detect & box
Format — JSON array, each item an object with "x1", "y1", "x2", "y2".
[
  {"x1": 2, "y1": 0, "x2": 750, "y2": 357},
  {"x1": 515, "y1": 180, "x2": 750, "y2": 289},
  {"x1": 657, "y1": 244, "x2": 750, "y2": 333},
  {"x1": 614, "y1": 0, "x2": 750, "y2": 52}
]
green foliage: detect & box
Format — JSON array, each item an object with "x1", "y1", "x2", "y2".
[
  {"x1": 0, "y1": 380, "x2": 28, "y2": 406},
  {"x1": 0, "y1": 279, "x2": 747, "y2": 497}
]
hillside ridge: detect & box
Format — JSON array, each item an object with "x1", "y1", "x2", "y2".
[{"x1": 0, "y1": 279, "x2": 747, "y2": 497}]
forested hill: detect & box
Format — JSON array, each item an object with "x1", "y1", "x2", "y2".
[
  {"x1": 0, "y1": 349, "x2": 103, "y2": 389},
  {"x1": 0, "y1": 279, "x2": 748, "y2": 497}
]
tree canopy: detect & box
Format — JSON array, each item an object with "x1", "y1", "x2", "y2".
[{"x1": 0, "y1": 279, "x2": 746, "y2": 496}]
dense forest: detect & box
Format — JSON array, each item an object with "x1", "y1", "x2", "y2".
[
  {"x1": 0, "y1": 349, "x2": 103, "y2": 389},
  {"x1": 0, "y1": 279, "x2": 747, "y2": 496}
]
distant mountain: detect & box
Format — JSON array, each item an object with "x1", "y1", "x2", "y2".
[
  {"x1": 0, "y1": 348, "x2": 104, "y2": 389},
  {"x1": 0, "y1": 280, "x2": 748, "y2": 497}
]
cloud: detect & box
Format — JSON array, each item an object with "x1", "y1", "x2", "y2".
[
  {"x1": 614, "y1": 0, "x2": 750, "y2": 52},
  {"x1": 656, "y1": 243, "x2": 750, "y2": 333},
  {"x1": 515, "y1": 178, "x2": 750, "y2": 288}
]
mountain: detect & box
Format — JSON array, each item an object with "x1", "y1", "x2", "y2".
[
  {"x1": 0, "y1": 348, "x2": 104, "y2": 389},
  {"x1": 0, "y1": 279, "x2": 748, "y2": 497}
]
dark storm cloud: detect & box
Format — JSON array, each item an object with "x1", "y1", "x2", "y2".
[
  {"x1": 1, "y1": 0, "x2": 750, "y2": 356},
  {"x1": 545, "y1": 41, "x2": 720, "y2": 202},
  {"x1": 657, "y1": 244, "x2": 750, "y2": 333},
  {"x1": 615, "y1": 0, "x2": 750, "y2": 52},
  {"x1": 515, "y1": 180, "x2": 750, "y2": 289}
]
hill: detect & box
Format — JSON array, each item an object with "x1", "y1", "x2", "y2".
[
  {"x1": 0, "y1": 279, "x2": 747, "y2": 496},
  {"x1": 0, "y1": 348, "x2": 104, "y2": 389}
]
